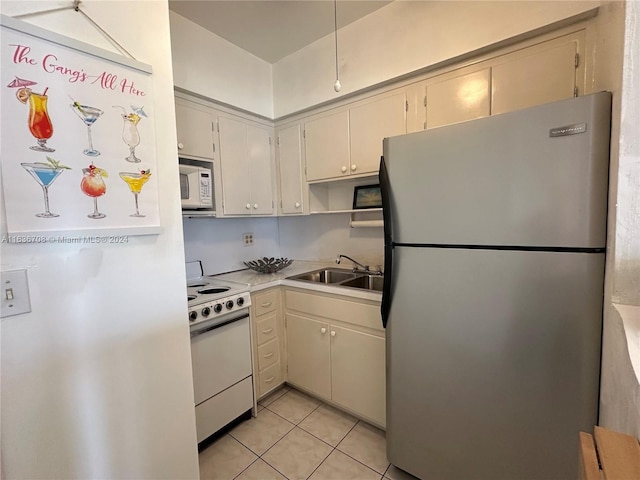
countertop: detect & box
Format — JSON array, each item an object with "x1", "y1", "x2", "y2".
[{"x1": 210, "y1": 260, "x2": 383, "y2": 303}]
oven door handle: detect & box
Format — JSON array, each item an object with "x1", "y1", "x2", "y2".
[{"x1": 190, "y1": 312, "x2": 250, "y2": 338}]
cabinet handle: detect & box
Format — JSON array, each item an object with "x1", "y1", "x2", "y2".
[
  {"x1": 330, "y1": 330, "x2": 336, "y2": 337},
  {"x1": 320, "y1": 327, "x2": 327, "y2": 334},
  {"x1": 351, "y1": 164, "x2": 357, "y2": 172},
  {"x1": 246, "y1": 203, "x2": 251, "y2": 210},
  {"x1": 264, "y1": 352, "x2": 274, "y2": 358},
  {"x1": 177, "y1": 142, "x2": 184, "y2": 150},
  {"x1": 261, "y1": 301, "x2": 273, "y2": 307},
  {"x1": 341, "y1": 166, "x2": 347, "y2": 173},
  {"x1": 265, "y1": 376, "x2": 275, "y2": 383},
  {"x1": 295, "y1": 202, "x2": 301, "y2": 208},
  {"x1": 262, "y1": 328, "x2": 274, "y2": 334},
  {"x1": 254, "y1": 203, "x2": 259, "y2": 209}
]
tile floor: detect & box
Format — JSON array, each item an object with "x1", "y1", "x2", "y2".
[{"x1": 199, "y1": 386, "x2": 418, "y2": 480}]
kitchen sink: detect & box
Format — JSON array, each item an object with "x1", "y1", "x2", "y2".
[
  {"x1": 287, "y1": 268, "x2": 383, "y2": 293},
  {"x1": 340, "y1": 275, "x2": 384, "y2": 292},
  {"x1": 288, "y1": 268, "x2": 356, "y2": 284}
]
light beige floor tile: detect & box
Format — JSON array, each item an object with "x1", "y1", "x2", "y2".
[
  {"x1": 309, "y1": 450, "x2": 382, "y2": 480},
  {"x1": 266, "y1": 388, "x2": 321, "y2": 424},
  {"x1": 198, "y1": 434, "x2": 257, "y2": 480},
  {"x1": 337, "y1": 421, "x2": 389, "y2": 475},
  {"x1": 235, "y1": 459, "x2": 287, "y2": 480},
  {"x1": 385, "y1": 464, "x2": 421, "y2": 480},
  {"x1": 229, "y1": 408, "x2": 295, "y2": 455},
  {"x1": 299, "y1": 404, "x2": 358, "y2": 446},
  {"x1": 262, "y1": 427, "x2": 332, "y2": 480},
  {"x1": 258, "y1": 385, "x2": 291, "y2": 407}
]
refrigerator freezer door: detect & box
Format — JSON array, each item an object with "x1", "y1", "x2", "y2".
[
  {"x1": 382, "y1": 92, "x2": 611, "y2": 248},
  {"x1": 386, "y1": 246, "x2": 604, "y2": 480}
]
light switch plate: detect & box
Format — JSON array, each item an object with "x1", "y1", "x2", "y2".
[{"x1": 1, "y1": 269, "x2": 31, "y2": 318}]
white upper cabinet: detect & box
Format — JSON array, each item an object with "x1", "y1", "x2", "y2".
[
  {"x1": 349, "y1": 91, "x2": 407, "y2": 175},
  {"x1": 491, "y1": 37, "x2": 581, "y2": 115},
  {"x1": 277, "y1": 124, "x2": 306, "y2": 215},
  {"x1": 304, "y1": 110, "x2": 350, "y2": 182},
  {"x1": 175, "y1": 100, "x2": 215, "y2": 159},
  {"x1": 218, "y1": 115, "x2": 274, "y2": 216},
  {"x1": 426, "y1": 68, "x2": 491, "y2": 129}
]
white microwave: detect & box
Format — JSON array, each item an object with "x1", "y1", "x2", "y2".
[{"x1": 179, "y1": 159, "x2": 214, "y2": 210}]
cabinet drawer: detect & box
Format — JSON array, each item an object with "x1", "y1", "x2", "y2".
[
  {"x1": 257, "y1": 338, "x2": 280, "y2": 371},
  {"x1": 256, "y1": 313, "x2": 278, "y2": 346},
  {"x1": 258, "y1": 362, "x2": 283, "y2": 397},
  {"x1": 254, "y1": 290, "x2": 278, "y2": 316}
]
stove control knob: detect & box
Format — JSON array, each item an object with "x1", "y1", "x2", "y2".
[
  {"x1": 201, "y1": 307, "x2": 211, "y2": 317},
  {"x1": 236, "y1": 297, "x2": 245, "y2": 307},
  {"x1": 213, "y1": 304, "x2": 223, "y2": 314},
  {"x1": 226, "y1": 300, "x2": 234, "y2": 310},
  {"x1": 189, "y1": 311, "x2": 198, "y2": 322}
]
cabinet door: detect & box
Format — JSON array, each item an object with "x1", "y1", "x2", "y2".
[
  {"x1": 218, "y1": 116, "x2": 251, "y2": 215},
  {"x1": 491, "y1": 41, "x2": 577, "y2": 115},
  {"x1": 247, "y1": 124, "x2": 274, "y2": 215},
  {"x1": 426, "y1": 69, "x2": 491, "y2": 129},
  {"x1": 277, "y1": 124, "x2": 305, "y2": 214},
  {"x1": 304, "y1": 110, "x2": 350, "y2": 182},
  {"x1": 330, "y1": 325, "x2": 386, "y2": 426},
  {"x1": 286, "y1": 313, "x2": 331, "y2": 400},
  {"x1": 175, "y1": 101, "x2": 215, "y2": 159},
  {"x1": 350, "y1": 92, "x2": 406, "y2": 175},
  {"x1": 406, "y1": 81, "x2": 427, "y2": 134}
]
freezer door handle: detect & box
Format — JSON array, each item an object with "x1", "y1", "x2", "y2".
[{"x1": 379, "y1": 155, "x2": 393, "y2": 328}]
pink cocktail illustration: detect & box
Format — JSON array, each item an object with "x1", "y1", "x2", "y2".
[{"x1": 81, "y1": 164, "x2": 108, "y2": 219}]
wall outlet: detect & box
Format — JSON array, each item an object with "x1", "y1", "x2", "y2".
[{"x1": 243, "y1": 232, "x2": 254, "y2": 246}]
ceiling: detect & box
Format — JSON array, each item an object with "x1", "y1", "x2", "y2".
[{"x1": 168, "y1": 0, "x2": 393, "y2": 64}]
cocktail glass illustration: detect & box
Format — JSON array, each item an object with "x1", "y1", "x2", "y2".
[
  {"x1": 81, "y1": 165, "x2": 108, "y2": 219},
  {"x1": 71, "y1": 103, "x2": 103, "y2": 156},
  {"x1": 28, "y1": 92, "x2": 55, "y2": 152},
  {"x1": 21, "y1": 160, "x2": 68, "y2": 217},
  {"x1": 119, "y1": 170, "x2": 151, "y2": 217},
  {"x1": 114, "y1": 106, "x2": 142, "y2": 163}
]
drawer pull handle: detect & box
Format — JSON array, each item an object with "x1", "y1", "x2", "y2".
[
  {"x1": 262, "y1": 328, "x2": 274, "y2": 334},
  {"x1": 264, "y1": 352, "x2": 274, "y2": 358},
  {"x1": 331, "y1": 331, "x2": 336, "y2": 337},
  {"x1": 265, "y1": 376, "x2": 275, "y2": 383},
  {"x1": 261, "y1": 301, "x2": 273, "y2": 307},
  {"x1": 320, "y1": 327, "x2": 327, "y2": 334}
]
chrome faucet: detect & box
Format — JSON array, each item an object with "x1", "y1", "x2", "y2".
[{"x1": 336, "y1": 254, "x2": 383, "y2": 275}]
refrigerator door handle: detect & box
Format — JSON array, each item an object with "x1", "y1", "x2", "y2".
[{"x1": 379, "y1": 155, "x2": 393, "y2": 328}]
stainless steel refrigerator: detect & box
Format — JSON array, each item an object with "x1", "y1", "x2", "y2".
[{"x1": 379, "y1": 92, "x2": 611, "y2": 480}]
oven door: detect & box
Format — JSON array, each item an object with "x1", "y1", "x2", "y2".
[{"x1": 190, "y1": 312, "x2": 252, "y2": 406}]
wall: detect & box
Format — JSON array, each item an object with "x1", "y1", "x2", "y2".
[
  {"x1": 272, "y1": 0, "x2": 600, "y2": 117},
  {"x1": 597, "y1": 0, "x2": 640, "y2": 437},
  {"x1": 169, "y1": 11, "x2": 273, "y2": 118},
  {"x1": 183, "y1": 216, "x2": 280, "y2": 275},
  {"x1": 0, "y1": 1, "x2": 199, "y2": 479}
]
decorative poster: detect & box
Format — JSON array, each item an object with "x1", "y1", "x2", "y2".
[{"x1": 0, "y1": 15, "x2": 160, "y2": 237}]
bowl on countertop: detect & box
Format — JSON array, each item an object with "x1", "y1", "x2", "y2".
[{"x1": 243, "y1": 257, "x2": 293, "y2": 274}]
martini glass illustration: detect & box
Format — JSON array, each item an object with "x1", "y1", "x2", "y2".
[
  {"x1": 81, "y1": 165, "x2": 108, "y2": 219},
  {"x1": 28, "y1": 92, "x2": 55, "y2": 152},
  {"x1": 71, "y1": 103, "x2": 103, "y2": 156},
  {"x1": 21, "y1": 160, "x2": 68, "y2": 217},
  {"x1": 119, "y1": 170, "x2": 151, "y2": 217}
]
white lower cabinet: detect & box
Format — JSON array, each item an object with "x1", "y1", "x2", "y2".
[
  {"x1": 284, "y1": 288, "x2": 386, "y2": 427},
  {"x1": 251, "y1": 288, "x2": 286, "y2": 399}
]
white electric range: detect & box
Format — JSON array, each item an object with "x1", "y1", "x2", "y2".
[{"x1": 186, "y1": 261, "x2": 254, "y2": 445}]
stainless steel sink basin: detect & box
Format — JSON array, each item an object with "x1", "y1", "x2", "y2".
[
  {"x1": 287, "y1": 268, "x2": 383, "y2": 293},
  {"x1": 340, "y1": 275, "x2": 384, "y2": 292},
  {"x1": 287, "y1": 268, "x2": 356, "y2": 284}
]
